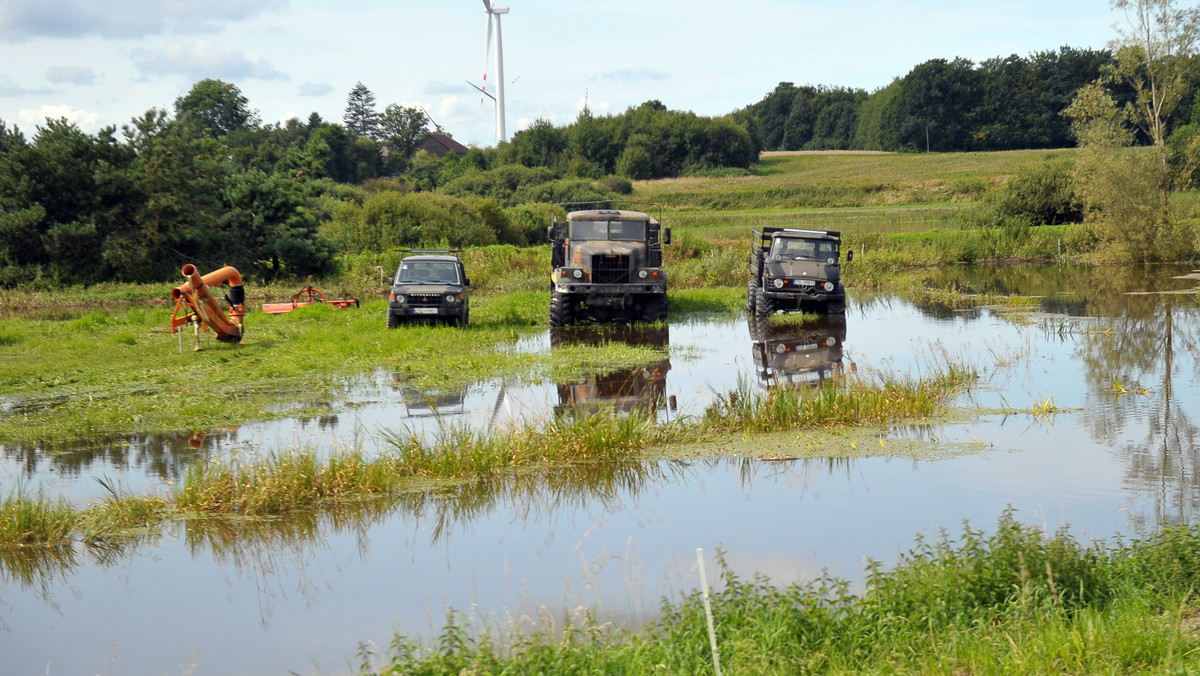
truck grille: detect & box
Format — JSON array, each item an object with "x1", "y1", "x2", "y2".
[
  {"x1": 591, "y1": 254, "x2": 630, "y2": 284},
  {"x1": 406, "y1": 293, "x2": 443, "y2": 308}
]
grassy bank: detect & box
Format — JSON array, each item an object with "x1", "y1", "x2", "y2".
[{"x1": 358, "y1": 511, "x2": 1200, "y2": 674}]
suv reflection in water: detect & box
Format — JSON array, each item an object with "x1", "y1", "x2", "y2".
[
  {"x1": 747, "y1": 315, "x2": 847, "y2": 388},
  {"x1": 549, "y1": 325, "x2": 674, "y2": 418}
]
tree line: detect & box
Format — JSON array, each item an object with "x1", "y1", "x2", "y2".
[
  {"x1": 740, "y1": 47, "x2": 1124, "y2": 152},
  {"x1": 6, "y1": 28, "x2": 1200, "y2": 287}
]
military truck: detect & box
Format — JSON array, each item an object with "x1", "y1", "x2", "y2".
[
  {"x1": 548, "y1": 206, "x2": 670, "y2": 326},
  {"x1": 747, "y1": 227, "x2": 851, "y2": 316},
  {"x1": 386, "y1": 251, "x2": 470, "y2": 328}
]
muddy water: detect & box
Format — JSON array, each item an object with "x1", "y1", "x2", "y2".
[{"x1": 4, "y1": 264, "x2": 1200, "y2": 675}]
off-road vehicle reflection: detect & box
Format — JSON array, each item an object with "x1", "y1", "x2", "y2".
[
  {"x1": 549, "y1": 325, "x2": 674, "y2": 417},
  {"x1": 747, "y1": 315, "x2": 847, "y2": 387},
  {"x1": 390, "y1": 374, "x2": 466, "y2": 418}
]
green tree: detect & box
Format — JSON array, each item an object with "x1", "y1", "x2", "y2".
[
  {"x1": 379, "y1": 104, "x2": 430, "y2": 165},
  {"x1": 1108, "y1": 0, "x2": 1200, "y2": 214},
  {"x1": 221, "y1": 168, "x2": 333, "y2": 280},
  {"x1": 344, "y1": 81, "x2": 380, "y2": 139},
  {"x1": 893, "y1": 58, "x2": 982, "y2": 151},
  {"x1": 509, "y1": 118, "x2": 567, "y2": 168},
  {"x1": 174, "y1": 79, "x2": 260, "y2": 137},
  {"x1": 102, "y1": 111, "x2": 230, "y2": 281},
  {"x1": 616, "y1": 134, "x2": 653, "y2": 179},
  {"x1": 1065, "y1": 0, "x2": 1200, "y2": 261}
]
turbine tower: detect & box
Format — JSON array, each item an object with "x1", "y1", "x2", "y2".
[{"x1": 481, "y1": 0, "x2": 508, "y2": 144}]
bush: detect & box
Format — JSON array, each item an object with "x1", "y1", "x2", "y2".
[
  {"x1": 321, "y1": 192, "x2": 498, "y2": 252},
  {"x1": 965, "y1": 157, "x2": 1081, "y2": 228}
]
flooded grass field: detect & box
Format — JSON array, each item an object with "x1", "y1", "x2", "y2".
[{"x1": 3, "y1": 264, "x2": 1200, "y2": 675}]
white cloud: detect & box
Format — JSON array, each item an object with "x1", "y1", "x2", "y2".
[
  {"x1": 0, "y1": 0, "x2": 284, "y2": 42},
  {"x1": 593, "y1": 67, "x2": 671, "y2": 84},
  {"x1": 0, "y1": 75, "x2": 55, "y2": 97},
  {"x1": 46, "y1": 66, "x2": 98, "y2": 85},
  {"x1": 131, "y1": 40, "x2": 288, "y2": 81},
  {"x1": 297, "y1": 82, "x2": 333, "y2": 97},
  {"x1": 17, "y1": 105, "x2": 102, "y2": 133}
]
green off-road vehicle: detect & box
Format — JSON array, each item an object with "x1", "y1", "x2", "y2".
[
  {"x1": 747, "y1": 227, "x2": 852, "y2": 316},
  {"x1": 548, "y1": 206, "x2": 670, "y2": 326},
  {"x1": 386, "y1": 251, "x2": 470, "y2": 328}
]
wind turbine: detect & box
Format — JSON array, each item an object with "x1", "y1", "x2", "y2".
[{"x1": 480, "y1": 0, "x2": 508, "y2": 144}]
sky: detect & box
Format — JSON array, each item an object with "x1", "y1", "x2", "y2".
[{"x1": 0, "y1": 0, "x2": 1129, "y2": 149}]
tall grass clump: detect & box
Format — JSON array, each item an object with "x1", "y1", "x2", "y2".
[
  {"x1": 0, "y1": 491, "x2": 78, "y2": 546},
  {"x1": 383, "y1": 407, "x2": 680, "y2": 479},
  {"x1": 704, "y1": 366, "x2": 973, "y2": 435},
  {"x1": 173, "y1": 450, "x2": 396, "y2": 516}
]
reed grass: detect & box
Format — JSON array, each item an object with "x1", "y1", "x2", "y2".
[
  {"x1": 0, "y1": 492, "x2": 77, "y2": 547},
  {"x1": 357, "y1": 510, "x2": 1200, "y2": 675}
]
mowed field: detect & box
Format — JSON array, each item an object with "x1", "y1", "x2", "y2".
[{"x1": 636, "y1": 148, "x2": 1074, "y2": 237}]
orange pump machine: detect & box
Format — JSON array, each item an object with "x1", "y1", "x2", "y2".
[{"x1": 170, "y1": 264, "x2": 245, "y2": 350}]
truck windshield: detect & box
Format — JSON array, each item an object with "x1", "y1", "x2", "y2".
[
  {"x1": 570, "y1": 221, "x2": 647, "y2": 241},
  {"x1": 771, "y1": 237, "x2": 838, "y2": 262},
  {"x1": 396, "y1": 261, "x2": 460, "y2": 284}
]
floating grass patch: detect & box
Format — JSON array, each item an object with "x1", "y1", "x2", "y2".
[
  {"x1": 174, "y1": 450, "x2": 395, "y2": 516},
  {"x1": 703, "y1": 366, "x2": 973, "y2": 435}
]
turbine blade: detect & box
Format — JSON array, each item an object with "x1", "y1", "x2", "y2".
[
  {"x1": 481, "y1": 0, "x2": 491, "y2": 10},
  {"x1": 481, "y1": 14, "x2": 493, "y2": 104}
]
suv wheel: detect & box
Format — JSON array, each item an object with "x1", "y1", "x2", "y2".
[{"x1": 387, "y1": 311, "x2": 401, "y2": 329}]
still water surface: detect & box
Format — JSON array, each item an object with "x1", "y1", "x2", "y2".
[{"x1": 3, "y1": 264, "x2": 1200, "y2": 675}]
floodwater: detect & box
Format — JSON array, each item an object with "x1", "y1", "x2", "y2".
[{"x1": 4, "y1": 264, "x2": 1200, "y2": 675}]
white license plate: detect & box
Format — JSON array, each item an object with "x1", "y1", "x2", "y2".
[
  {"x1": 413, "y1": 307, "x2": 438, "y2": 315},
  {"x1": 797, "y1": 279, "x2": 815, "y2": 287}
]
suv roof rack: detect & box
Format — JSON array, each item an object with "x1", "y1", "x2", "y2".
[{"x1": 395, "y1": 248, "x2": 464, "y2": 254}]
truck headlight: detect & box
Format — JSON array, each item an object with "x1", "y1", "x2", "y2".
[
  {"x1": 823, "y1": 282, "x2": 835, "y2": 292},
  {"x1": 392, "y1": 294, "x2": 405, "y2": 304},
  {"x1": 773, "y1": 278, "x2": 785, "y2": 289},
  {"x1": 638, "y1": 270, "x2": 648, "y2": 279},
  {"x1": 445, "y1": 294, "x2": 456, "y2": 303},
  {"x1": 572, "y1": 269, "x2": 583, "y2": 279}
]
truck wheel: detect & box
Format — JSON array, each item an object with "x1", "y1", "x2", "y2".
[
  {"x1": 754, "y1": 285, "x2": 775, "y2": 318},
  {"x1": 642, "y1": 295, "x2": 669, "y2": 323},
  {"x1": 746, "y1": 279, "x2": 758, "y2": 313},
  {"x1": 826, "y1": 300, "x2": 846, "y2": 314},
  {"x1": 550, "y1": 291, "x2": 575, "y2": 327},
  {"x1": 387, "y1": 311, "x2": 400, "y2": 329}
]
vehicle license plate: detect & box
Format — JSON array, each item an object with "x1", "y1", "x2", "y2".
[
  {"x1": 414, "y1": 307, "x2": 438, "y2": 315},
  {"x1": 797, "y1": 279, "x2": 815, "y2": 287}
]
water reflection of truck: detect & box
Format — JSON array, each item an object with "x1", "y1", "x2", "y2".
[
  {"x1": 390, "y1": 374, "x2": 467, "y2": 418},
  {"x1": 549, "y1": 325, "x2": 674, "y2": 416},
  {"x1": 748, "y1": 315, "x2": 847, "y2": 387}
]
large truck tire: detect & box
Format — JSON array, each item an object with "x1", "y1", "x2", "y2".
[
  {"x1": 641, "y1": 294, "x2": 669, "y2": 323},
  {"x1": 753, "y1": 285, "x2": 775, "y2": 318},
  {"x1": 549, "y1": 291, "x2": 575, "y2": 327}
]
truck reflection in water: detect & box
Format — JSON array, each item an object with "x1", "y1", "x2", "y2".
[
  {"x1": 748, "y1": 314, "x2": 847, "y2": 388},
  {"x1": 549, "y1": 325, "x2": 675, "y2": 418},
  {"x1": 390, "y1": 374, "x2": 467, "y2": 418}
]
